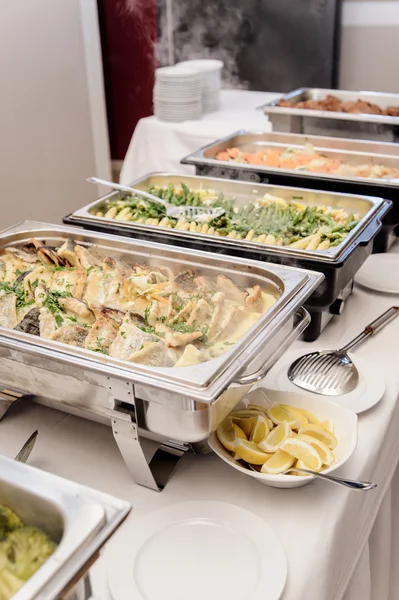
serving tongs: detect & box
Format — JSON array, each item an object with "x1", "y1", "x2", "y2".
[{"x1": 87, "y1": 177, "x2": 225, "y2": 223}]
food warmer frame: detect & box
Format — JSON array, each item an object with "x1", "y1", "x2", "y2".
[{"x1": 0, "y1": 221, "x2": 322, "y2": 491}]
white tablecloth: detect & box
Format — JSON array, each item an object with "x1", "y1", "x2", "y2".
[
  {"x1": 0, "y1": 246, "x2": 398, "y2": 600},
  {"x1": 1, "y1": 90, "x2": 398, "y2": 599},
  {"x1": 120, "y1": 90, "x2": 277, "y2": 184}
]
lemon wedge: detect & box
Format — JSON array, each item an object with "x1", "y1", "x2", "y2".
[
  {"x1": 231, "y1": 415, "x2": 257, "y2": 437},
  {"x1": 258, "y1": 421, "x2": 291, "y2": 453},
  {"x1": 297, "y1": 434, "x2": 335, "y2": 466},
  {"x1": 260, "y1": 450, "x2": 295, "y2": 474},
  {"x1": 231, "y1": 409, "x2": 260, "y2": 418},
  {"x1": 266, "y1": 404, "x2": 300, "y2": 429},
  {"x1": 280, "y1": 437, "x2": 323, "y2": 471},
  {"x1": 296, "y1": 408, "x2": 320, "y2": 425},
  {"x1": 248, "y1": 403, "x2": 268, "y2": 414},
  {"x1": 290, "y1": 459, "x2": 313, "y2": 476},
  {"x1": 246, "y1": 405, "x2": 274, "y2": 430},
  {"x1": 280, "y1": 405, "x2": 308, "y2": 427},
  {"x1": 250, "y1": 415, "x2": 271, "y2": 444},
  {"x1": 321, "y1": 419, "x2": 335, "y2": 434},
  {"x1": 234, "y1": 439, "x2": 272, "y2": 465},
  {"x1": 216, "y1": 419, "x2": 247, "y2": 452},
  {"x1": 299, "y1": 423, "x2": 337, "y2": 450}
]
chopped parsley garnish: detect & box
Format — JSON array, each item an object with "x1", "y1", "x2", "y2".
[
  {"x1": 138, "y1": 324, "x2": 156, "y2": 335},
  {"x1": 88, "y1": 346, "x2": 109, "y2": 355},
  {"x1": 15, "y1": 269, "x2": 28, "y2": 277},
  {"x1": 0, "y1": 281, "x2": 34, "y2": 309},
  {"x1": 42, "y1": 289, "x2": 73, "y2": 328},
  {"x1": 48, "y1": 265, "x2": 76, "y2": 272}
]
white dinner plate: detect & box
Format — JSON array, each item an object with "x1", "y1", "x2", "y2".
[
  {"x1": 354, "y1": 254, "x2": 399, "y2": 294},
  {"x1": 261, "y1": 348, "x2": 385, "y2": 414},
  {"x1": 107, "y1": 501, "x2": 287, "y2": 600}
]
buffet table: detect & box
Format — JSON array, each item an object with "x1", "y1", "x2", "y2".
[
  {"x1": 120, "y1": 90, "x2": 276, "y2": 184},
  {"x1": 0, "y1": 244, "x2": 398, "y2": 600}
]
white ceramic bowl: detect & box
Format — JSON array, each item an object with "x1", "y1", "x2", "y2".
[{"x1": 208, "y1": 387, "x2": 358, "y2": 488}]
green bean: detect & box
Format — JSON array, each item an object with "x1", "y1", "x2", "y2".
[{"x1": 347, "y1": 220, "x2": 359, "y2": 230}]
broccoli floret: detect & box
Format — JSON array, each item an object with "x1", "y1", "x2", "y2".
[
  {"x1": 2, "y1": 527, "x2": 57, "y2": 581},
  {"x1": 0, "y1": 507, "x2": 23, "y2": 541}
]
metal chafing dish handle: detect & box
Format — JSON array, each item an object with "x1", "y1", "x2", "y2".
[{"x1": 233, "y1": 307, "x2": 310, "y2": 385}]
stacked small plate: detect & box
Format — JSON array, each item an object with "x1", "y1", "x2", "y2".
[
  {"x1": 153, "y1": 66, "x2": 202, "y2": 122},
  {"x1": 178, "y1": 59, "x2": 223, "y2": 113}
]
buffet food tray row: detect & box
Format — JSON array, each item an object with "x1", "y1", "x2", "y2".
[
  {"x1": 182, "y1": 131, "x2": 399, "y2": 252},
  {"x1": 64, "y1": 173, "x2": 391, "y2": 314},
  {"x1": 259, "y1": 88, "x2": 399, "y2": 142}
]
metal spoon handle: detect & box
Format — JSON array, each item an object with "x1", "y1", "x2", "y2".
[
  {"x1": 288, "y1": 467, "x2": 377, "y2": 490},
  {"x1": 341, "y1": 306, "x2": 399, "y2": 353},
  {"x1": 87, "y1": 177, "x2": 170, "y2": 208}
]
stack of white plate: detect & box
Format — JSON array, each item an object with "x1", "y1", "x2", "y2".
[
  {"x1": 153, "y1": 66, "x2": 202, "y2": 122},
  {"x1": 178, "y1": 59, "x2": 223, "y2": 113}
]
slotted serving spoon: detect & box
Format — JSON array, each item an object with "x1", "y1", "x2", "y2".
[
  {"x1": 87, "y1": 177, "x2": 225, "y2": 223},
  {"x1": 288, "y1": 306, "x2": 399, "y2": 396}
]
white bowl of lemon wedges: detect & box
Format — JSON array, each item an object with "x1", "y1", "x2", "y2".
[{"x1": 209, "y1": 387, "x2": 358, "y2": 488}]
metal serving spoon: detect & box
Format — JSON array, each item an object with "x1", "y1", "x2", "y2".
[
  {"x1": 14, "y1": 430, "x2": 38, "y2": 463},
  {"x1": 248, "y1": 463, "x2": 376, "y2": 491},
  {"x1": 288, "y1": 306, "x2": 399, "y2": 396},
  {"x1": 87, "y1": 177, "x2": 225, "y2": 223}
]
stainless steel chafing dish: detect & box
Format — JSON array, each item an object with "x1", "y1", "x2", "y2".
[
  {"x1": 0, "y1": 454, "x2": 130, "y2": 600},
  {"x1": 0, "y1": 221, "x2": 322, "y2": 490},
  {"x1": 182, "y1": 130, "x2": 399, "y2": 188},
  {"x1": 182, "y1": 132, "x2": 399, "y2": 252},
  {"x1": 260, "y1": 88, "x2": 399, "y2": 142},
  {"x1": 67, "y1": 173, "x2": 387, "y2": 263}
]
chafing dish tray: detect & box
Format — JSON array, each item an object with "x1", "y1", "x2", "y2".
[
  {"x1": 0, "y1": 221, "x2": 321, "y2": 490},
  {"x1": 182, "y1": 131, "x2": 399, "y2": 252},
  {"x1": 0, "y1": 454, "x2": 130, "y2": 600},
  {"x1": 260, "y1": 88, "x2": 399, "y2": 143},
  {"x1": 64, "y1": 173, "x2": 391, "y2": 341}
]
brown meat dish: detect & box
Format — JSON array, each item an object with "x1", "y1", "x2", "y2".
[{"x1": 277, "y1": 94, "x2": 399, "y2": 117}]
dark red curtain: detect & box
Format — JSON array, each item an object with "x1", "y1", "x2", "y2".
[{"x1": 97, "y1": 0, "x2": 157, "y2": 160}]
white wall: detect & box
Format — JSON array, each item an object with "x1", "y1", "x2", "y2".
[
  {"x1": 340, "y1": 0, "x2": 399, "y2": 93},
  {"x1": 0, "y1": 0, "x2": 111, "y2": 230}
]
